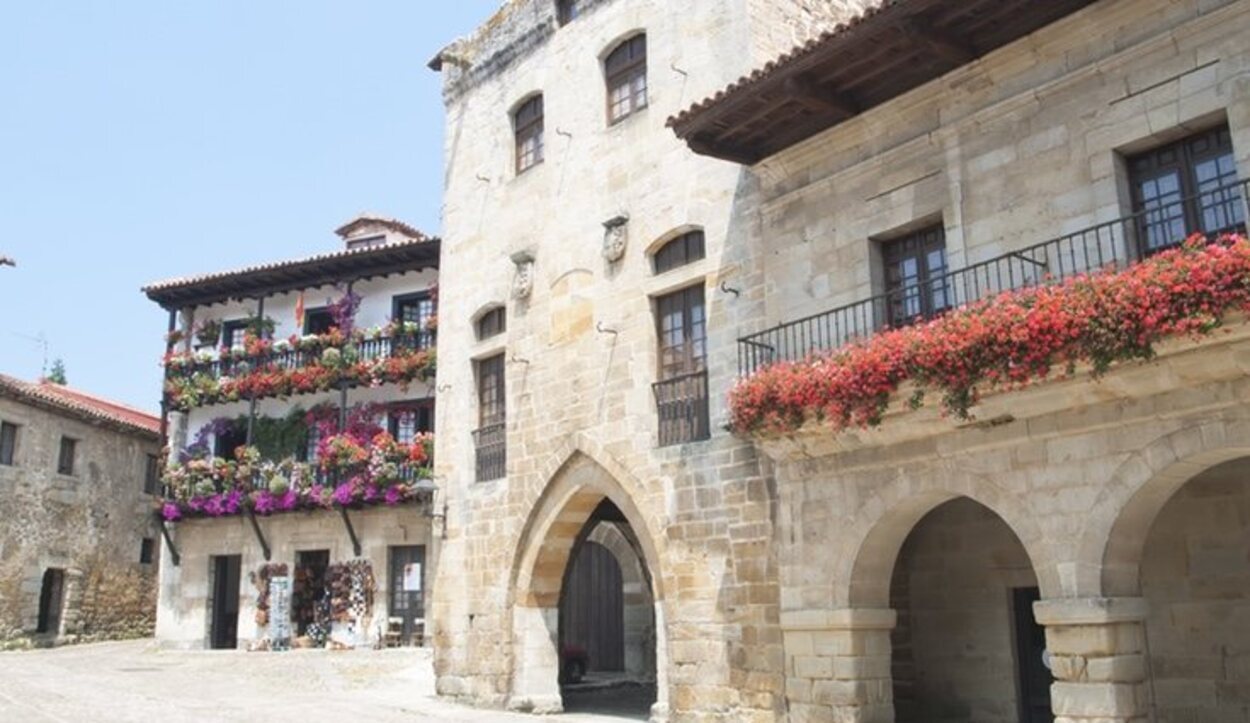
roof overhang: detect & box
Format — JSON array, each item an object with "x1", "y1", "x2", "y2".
[
  {"x1": 143, "y1": 239, "x2": 441, "y2": 311},
  {"x1": 667, "y1": 0, "x2": 1100, "y2": 165}
]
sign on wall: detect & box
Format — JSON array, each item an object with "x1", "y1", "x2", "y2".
[{"x1": 269, "y1": 576, "x2": 292, "y2": 651}]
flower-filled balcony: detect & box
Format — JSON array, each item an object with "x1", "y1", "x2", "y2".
[
  {"x1": 732, "y1": 181, "x2": 1250, "y2": 440},
  {"x1": 159, "y1": 430, "x2": 433, "y2": 522},
  {"x1": 162, "y1": 322, "x2": 436, "y2": 412}
]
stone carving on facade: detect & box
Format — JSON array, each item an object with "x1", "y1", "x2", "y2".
[
  {"x1": 602, "y1": 214, "x2": 630, "y2": 263},
  {"x1": 511, "y1": 250, "x2": 535, "y2": 300}
]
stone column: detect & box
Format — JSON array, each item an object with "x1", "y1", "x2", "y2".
[
  {"x1": 1033, "y1": 597, "x2": 1149, "y2": 723},
  {"x1": 780, "y1": 608, "x2": 895, "y2": 723},
  {"x1": 507, "y1": 605, "x2": 562, "y2": 714}
]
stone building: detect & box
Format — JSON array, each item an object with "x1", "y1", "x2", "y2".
[
  {"x1": 0, "y1": 374, "x2": 162, "y2": 647},
  {"x1": 145, "y1": 216, "x2": 443, "y2": 651},
  {"x1": 429, "y1": 0, "x2": 1250, "y2": 722}
]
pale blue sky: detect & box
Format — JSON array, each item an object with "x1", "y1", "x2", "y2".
[{"x1": 0, "y1": 1, "x2": 498, "y2": 411}]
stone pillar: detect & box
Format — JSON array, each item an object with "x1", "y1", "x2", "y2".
[
  {"x1": 1033, "y1": 597, "x2": 1149, "y2": 723},
  {"x1": 507, "y1": 605, "x2": 562, "y2": 714},
  {"x1": 780, "y1": 608, "x2": 895, "y2": 723},
  {"x1": 650, "y1": 601, "x2": 670, "y2": 723}
]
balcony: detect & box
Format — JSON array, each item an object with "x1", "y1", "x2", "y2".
[
  {"x1": 473, "y1": 423, "x2": 506, "y2": 482},
  {"x1": 653, "y1": 371, "x2": 710, "y2": 446},
  {"x1": 738, "y1": 180, "x2": 1250, "y2": 377},
  {"x1": 163, "y1": 328, "x2": 436, "y2": 411}
]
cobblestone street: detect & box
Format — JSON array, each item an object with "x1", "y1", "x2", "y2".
[{"x1": 0, "y1": 640, "x2": 645, "y2": 722}]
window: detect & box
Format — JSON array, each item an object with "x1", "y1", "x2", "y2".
[
  {"x1": 346, "y1": 235, "x2": 386, "y2": 250},
  {"x1": 476, "y1": 307, "x2": 506, "y2": 341},
  {"x1": 222, "y1": 319, "x2": 249, "y2": 351},
  {"x1": 1128, "y1": 125, "x2": 1244, "y2": 255},
  {"x1": 474, "y1": 354, "x2": 506, "y2": 481},
  {"x1": 305, "y1": 307, "x2": 335, "y2": 336},
  {"x1": 140, "y1": 538, "x2": 155, "y2": 565},
  {"x1": 214, "y1": 424, "x2": 247, "y2": 460},
  {"x1": 605, "y1": 34, "x2": 647, "y2": 124},
  {"x1": 514, "y1": 95, "x2": 544, "y2": 174},
  {"x1": 56, "y1": 436, "x2": 77, "y2": 476},
  {"x1": 880, "y1": 225, "x2": 949, "y2": 328},
  {"x1": 304, "y1": 425, "x2": 321, "y2": 465},
  {"x1": 653, "y1": 230, "x2": 706, "y2": 274},
  {"x1": 144, "y1": 454, "x2": 160, "y2": 495},
  {"x1": 388, "y1": 400, "x2": 434, "y2": 445},
  {"x1": 556, "y1": 0, "x2": 583, "y2": 25},
  {"x1": 653, "y1": 285, "x2": 709, "y2": 445},
  {"x1": 393, "y1": 292, "x2": 436, "y2": 349},
  {"x1": 0, "y1": 422, "x2": 17, "y2": 466}
]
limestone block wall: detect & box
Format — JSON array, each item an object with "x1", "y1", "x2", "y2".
[
  {"x1": 0, "y1": 397, "x2": 160, "y2": 646},
  {"x1": 155, "y1": 505, "x2": 437, "y2": 649}
]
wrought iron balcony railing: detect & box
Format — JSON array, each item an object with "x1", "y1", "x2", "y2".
[
  {"x1": 653, "y1": 370, "x2": 710, "y2": 446},
  {"x1": 473, "y1": 422, "x2": 506, "y2": 482},
  {"x1": 738, "y1": 180, "x2": 1250, "y2": 377}
]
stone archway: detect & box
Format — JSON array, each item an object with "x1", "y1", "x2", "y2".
[{"x1": 507, "y1": 450, "x2": 667, "y2": 719}]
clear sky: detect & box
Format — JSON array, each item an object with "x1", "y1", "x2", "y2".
[{"x1": 0, "y1": 1, "x2": 499, "y2": 412}]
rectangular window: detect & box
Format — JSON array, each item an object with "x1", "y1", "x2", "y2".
[
  {"x1": 0, "y1": 422, "x2": 17, "y2": 466},
  {"x1": 304, "y1": 308, "x2": 335, "y2": 336},
  {"x1": 222, "y1": 319, "x2": 249, "y2": 352},
  {"x1": 514, "y1": 95, "x2": 544, "y2": 174},
  {"x1": 144, "y1": 454, "x2": 160, "y2": 495},
  {"x1": 388, "y1": 400, "x2": 434, "y2": 445},
  {"x1": 393, "y1": 292, "x2": 436, "y2": 350},
  {"x1": 1128, "y1": 124, "x2": 1244, "y2": 255},
  {"x1": 140, "y1": 538, "x2": 155, "y2": 565},
  {"x1": 474, "y1": 355, "x2": 506, "y2": 481},
  {"x1": 214, "y1": 424, "x2": 248, "y2": 460},
  {"x1": 556, "y1": 0, "x2": 582, "y2": 25},
  {"x1": 57, "y1": 436, "x2": 77, "y2": 476},
  {"x1": 653, "y1": 285, "x2": 709, "y2": 445},
  {"x1": 606, "y1": 35, "x2": 648, "y2": 125},
  {"x1": 880, "y1": 225, "x2": 949, "y2": 328}
]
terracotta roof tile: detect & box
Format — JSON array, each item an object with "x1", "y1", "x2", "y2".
[{"x1": 0, "y1": 374, "x2": 160, "y2": 438}]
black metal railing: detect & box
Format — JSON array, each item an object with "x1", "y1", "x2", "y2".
[
  {"x1": 473, "y1": 423, "x2": 507, "y2": 482},
  {"x1": 169, "y1": 331, "x2": 432, "y2": 381},
  {"x1": 652, "y1": 370, "x2": 710, "y2": 447},
  {"x1": 738, "y1": 180, "x2": 1250, "y2": 376}
]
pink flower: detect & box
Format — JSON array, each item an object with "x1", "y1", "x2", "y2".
[{"x1": 162, "y1": 502, "x2": 182, "y2": 521}]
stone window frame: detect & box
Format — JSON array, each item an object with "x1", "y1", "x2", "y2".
[
  {"x1": 56, "y1": 435, "x2": 78, "y2": 477},
  {"x1": 555, "y1": 0, "x2": 583, "y2": 26},
  {"x1": 0, "y1": 420, "x2": 18, "y2": 466},
  {"x1": 144, "y1": 453, "x2": 160, "y2": 495},
  {"x1": 512, "y1": 93, "x2": 545, "y2": 175},
  {"x1": 652, "y1": 229, "x2": 706, "y2": 275},
  {"x1": 475, "y1": 305, "x2": 507, "y2": 341},
  {"x1": 139, "y1": 538, "x2": 155, "y2": 565},
  {"x1": 604, "y1": 33, "x2": 648, "y2": 126}
]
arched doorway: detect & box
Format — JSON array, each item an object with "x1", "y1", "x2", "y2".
[
  {"x1": 888, "y1": 498, "x2": 1052, "y2": 723},
  {"x1": 1134, "y1": 457, "x2": 1250, "y2": 722},
  {"x1": 509, "y1": 453, "x2": 664, "y2": 719}
]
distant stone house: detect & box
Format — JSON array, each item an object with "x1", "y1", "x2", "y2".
[{"x1": 0, "y1": 375, "x2": 162, "y2": 647}]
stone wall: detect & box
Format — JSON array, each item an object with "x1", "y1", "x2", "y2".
[{"x1": 0, "y1": 396, "x2": 160, "y2": 647}]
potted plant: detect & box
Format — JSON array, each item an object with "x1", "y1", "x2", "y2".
[{"x1": 195, "y1": 319, "x2": 222, "y2": 348}]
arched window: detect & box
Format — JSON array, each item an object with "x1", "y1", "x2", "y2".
[
  {"x1": 476, "y1": 306, "x2": 506, "y2": 341},
  {"x1": 605, "y1": 34, "x2": 647, "y2": 125},
  {"x1": 653, "y1": 230, "x2": 705, "y2": 274},
  {"x1": 514, "y1": 95, "x2": 544, "y2": 174}
]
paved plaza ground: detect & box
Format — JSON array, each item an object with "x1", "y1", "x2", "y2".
[{"x1": 0, "y1": 640, "x2": 652, "y2": 722}]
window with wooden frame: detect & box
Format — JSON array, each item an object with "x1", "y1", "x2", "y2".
[
  {"x1": 653, "y1": 284, "x2": 709, "y2": 445},
  {"x1": 514, "y1": 95, "x2": 544, "y2": 174},
  {"x1": 304, "y1": 307, "x2": 335, "y2": 336},
  {"x1": 0, "y1": 422, "x2": 17, "y2": 466},
  {"x1": 1128, "y1": 124, "x2": 1244, "y2": 255},
  {"x1": 222, "y1": 319, "x2": 249, "y2": 351},
  {"x1": 144, "y1": 454, "x2": 160, "y2": 495},
  {"x1": 474, "y1": 354, "x2": 506, "y2": 481},
  {"x1": 605, "y1": 34, "x2": 647, "y2": 125},
  {"x1": 556, "y1": 0, "x2": 582, "y2": 25},
  {"x1": 653, "y1": 230, "x2": 706, "y2": 274},
  {"x1": 388, "y1": 400, "x2": 434, "y2": 445},
  {"x1": 880, "y1": 225, "x2": 950, "y2": 329},
  {"x1": 476, "y1": 307, "x2": 506, "y2": 341},
  {"x1": 56, "y1": 436, "x2": 77, "y2": 476},
  {"x1": 393, "y1": 292, "x2": 436, "y2": 349}
]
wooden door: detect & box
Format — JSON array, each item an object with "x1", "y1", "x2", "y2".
[
  {"x1": 210, "y1": 555, "x2": 241, "y2": 649},
  {"x1": 561, "y1": 541, "x2": 625, "y2": 672},
  {"x1": 1013, "y1": 587, "x2": 1054, "y2": 723},
  {"x1": 388, "y1": 546, "x2": 426, "y2": 645}
]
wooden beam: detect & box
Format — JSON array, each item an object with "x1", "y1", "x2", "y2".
[
  {"x1": 686, "y1": 136, "x2": 762, "y2": 166},
  {"x1": 338, "y1": 507, "x2": 362, "y2": 557},
  {"x1": 157, "y1": 516, "x2": 181, "y2": 566},
  {"x1": 897, "y1": 18, "x2": 977, "y2": 64},
  {"x1": 246, "y1": 509, "x2": 272, "y2": 561},
  {"x1": 783, "y1": 77, "x2": 859, "y2": 118}
]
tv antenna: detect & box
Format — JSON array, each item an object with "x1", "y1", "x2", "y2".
[{"x1": 10, "y1": 331, "x2": 48, "y2": 378}]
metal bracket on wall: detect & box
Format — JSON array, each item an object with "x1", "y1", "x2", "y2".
[
  {"x1": 246, "y1": 509, "x2": 271, "y2": 561},
  {"x1": 157, "y1": 516, "x2": 181, "y2": 566},
  {"x1": 338, "y1": 507, "x2": 362, "y2": 557}
]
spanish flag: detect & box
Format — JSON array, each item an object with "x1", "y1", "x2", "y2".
[{"x1": 295, "y1": 291, "x2": 305, "y2": 332}]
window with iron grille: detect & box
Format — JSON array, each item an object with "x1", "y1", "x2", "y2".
[
  {"x1": 57, "y1": 436, "x2": 77, "y2": 476},
  {"x1": 144, "y1": 454, "x2": 160, "y2": 495},
  {"x1": 605, "y1": 34, "x2": 647, "y2": 125},
  {"x1": 1128, "y1": 124, "x2": 1244, "y2": 255},
  {"x1": 476, "y1": 307, "x2": 506, "y2": 341},
  {"x1": 0, "y1": 422, "x2": 16, "y2": 466},
  {"x1": 556, "y1": 0, "x2": 583, "y2": 25},
  {"x1": 393, "y1": 292, "x2": 436, "y2": 349},
  {"x1": 474, "y1": 354, "x2": 506, "y2": 481},
  {"x1": 880, "y1": 225, "x2": 949, "y2": 329},
  {"x1": 140, "y1": 538, "x2": 155, "y2": 565},
  {"x1": 654, "y1": 285, "x2": 709, "y2": 446},
  {"x1": 653, "y1": 230, "x2": 705, "y2": 274},
  {"x1": 514, "y1": 95, "x2": 544, "y2": 174}
]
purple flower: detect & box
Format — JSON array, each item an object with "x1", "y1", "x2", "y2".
[
  {"x1": 331, "y1": 482, "x2": 354, "y2": 506},
  {"x1": 187, "y1": 497, "x2": 205, "y2": 512},
  {"x1": 362, "y1": 484, "x2": 379, "y2": 502},
  {"x1": 203, "y1": 495, "x2": 225, "y2": 517},
  {"x1": 161, "y1": 502, "x2": 182, "y2": 521},
  {"x1": 383, "y1": 485, "x2": 404, "y2": 506},
  {"x1": 279, "y1": 489, "x2": 299, "y2": 511},
  {"x1": 253, "y1": 491, "x2": 276, "y2": 515},
  {"x1": 224, "y1": 490, "x2": 243, "y2": 515}
]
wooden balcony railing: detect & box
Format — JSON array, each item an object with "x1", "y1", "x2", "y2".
[
  {"x1": 652, "y1": 370, "x2": 710, "y2": 446},
  {"x1": 738, "y1": 180, "x2": 1250, "y2": 377},
  {"x1": 169, "y1": 331, "x2": 434, "y2": 382},
  {"x1": 473, "y1": 423, "x2": 506, "y2": 482}
]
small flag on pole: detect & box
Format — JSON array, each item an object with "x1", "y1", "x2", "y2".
[{"x1": 295, "y1": 292, "x2": 305, "y2": 332}]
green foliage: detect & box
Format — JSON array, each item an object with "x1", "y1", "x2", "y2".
[
  {"x1": 46, "y1": 358, "x2": 67, "y2": 385},
  {"x1": 242, "y1": 407, "x2": 309, "y2": 461}
]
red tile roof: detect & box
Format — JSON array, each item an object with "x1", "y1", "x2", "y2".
[{"x1": 0, "y1": 374, "x2": 161, "y2": 438}]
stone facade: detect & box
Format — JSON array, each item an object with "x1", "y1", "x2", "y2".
[
  {"x1": 0, "y1": 385, "x2": 161, "y2": 647},
  {"x1": 429, "y1": 0, "x2": 1250, "y2": 721}
]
